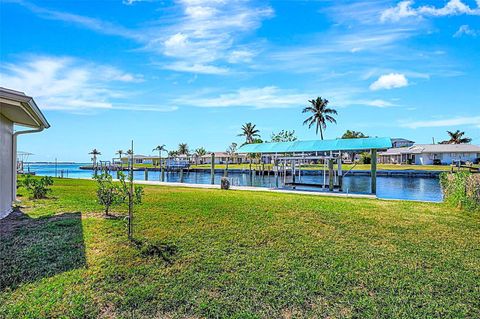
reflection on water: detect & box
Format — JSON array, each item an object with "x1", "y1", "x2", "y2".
[{"x1": 27, "y1": 164, "x2": 442, "y2": 202}]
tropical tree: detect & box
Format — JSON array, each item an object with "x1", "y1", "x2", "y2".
[
  {"x1": 152, "y1": 144, "x2": 167, "y2": 167},
  {"x1": 341, "y1": 131, "x2": 368, "y2": 163},
  {"x1": 238, "y1": 122, "x2": 260, "y2": 145},
  {"x1": 342, "y1": 130, "x2": 367, "y2": 139},
  {"x1": 168, "y1": 150, "x2": 179, "y2": 158},
  {"x1": 178, "y1": 143, "x2": 189, "y2": 155},
  {"x1": 126, "y1": 149, "x2": 133, "y2": 169},
  {"x1": 194, "y1": 147, "x2": 207, "y2": 165},
  {"x1": 116, "y1": 150, "x2": 124, "y2": 168},
  {"x1": 226, "y1": 142, "x2": 238, "y2": 164},
  {"x1": 89, "y1": 149, "x2": 101, "y2": 168},
  {"x1": 440, "y1": 130, "x2": 472, "y2": 144},
  {"x1": 302, "y1": 97, "x2": 338, "y2": 140},
  {"x1": 271, "y1": 130, "x2": 297, "y2": 142}
]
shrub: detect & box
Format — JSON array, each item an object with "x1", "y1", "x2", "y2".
[
  {"x1": 360, "y1": 152, "x2": 371, "y2": 164},
  {"x1": 440, "y1": 172, "x2": 480, "y2": 212},
  {"x1": 221, "y1": 177, "x2": 230, "y2": 190},
  {"x1": 21, "y1": 175, "x2": 54, "y2": 199}
]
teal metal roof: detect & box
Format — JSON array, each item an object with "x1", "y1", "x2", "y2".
[{"x1": 237, "y1": 137, "x2": 392, "y2": 154}]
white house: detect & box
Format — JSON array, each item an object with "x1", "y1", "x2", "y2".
[
  {"x1": 0, "y1": 88, "x2": 50, "y2": 218},
  {"x1": 379, "y1": 144, "x2": 480, "y2": 165}
]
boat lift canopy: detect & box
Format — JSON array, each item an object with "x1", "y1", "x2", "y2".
[
  {"x1": 237, "y1": 137, "x2": 392, "y2": 154},
  {"x1": 237, "y1": 137, "x2": 392, "y2": 195}
]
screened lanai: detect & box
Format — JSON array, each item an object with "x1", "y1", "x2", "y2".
[{"x1": 237, "y1": 137, "x2": 392, "y2": 194}]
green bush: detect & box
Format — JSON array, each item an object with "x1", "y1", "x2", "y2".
[
  {"x1": 360, "y1": 152, "x2": 371, "y2": 164},
  {"x1": 21, "y1": 175, "x2": 54, "y2": 199},
  {"x1": 440, "y1": 172, "x2": 480, "y2": 212}
]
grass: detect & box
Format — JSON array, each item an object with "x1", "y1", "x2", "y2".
[{"x1": 1, "y1": 178, "x2": 479, "y2": 318}]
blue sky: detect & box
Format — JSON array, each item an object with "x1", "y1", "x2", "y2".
[{"x1": 1, "y1": 0, "x2": 479, "y2": 162}]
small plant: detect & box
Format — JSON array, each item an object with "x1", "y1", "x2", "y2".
[
  {"x1": 94, "y1": 171, "x2": 143, "y2": 216},
  {"x1": 21, "y1": 175, "x2": 54, "y2": 199}
]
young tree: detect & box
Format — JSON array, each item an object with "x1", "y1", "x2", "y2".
[
  {"x1": 271, "y1": 130, "x2": 297, "y2": 142},
  {"x1": 302, "y1": 97, "x2": 338, "y2": 140},
  {"x1": 95, "y1": 172, "x2": 123, "y2": 216}
]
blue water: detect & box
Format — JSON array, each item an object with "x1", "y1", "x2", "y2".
[{"x1": 25, "y1": 163, "x2": 443, "y2": 202}]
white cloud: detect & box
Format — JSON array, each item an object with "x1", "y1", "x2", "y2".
[
  {"x1": 174, "y1": 86, "x2": 308, "y2": 109},
  {"x1": 360, "y1": 99, "x2": 396, "y2": 108},
  {"x1": 454, "y1": 25, "x2": 479, "y2": 37},
  {"x1": 370, "y1": 73, "x2": 409, "y2": 91},
  {"x1": 0, "y1": 56, "x2": 171, "y2": 112},
  {"x1": 381, "y1": 0, "x2": 480, "y2": 22},
  {"x1": 400, "y1": 116, "x2": 480, "y2": 128},
  {"x1": 162, "y1": 62, "x2": 229, "y2": 75},
  {"x1": 150, "y1": 0, "x2": 273, "y2": 73}
]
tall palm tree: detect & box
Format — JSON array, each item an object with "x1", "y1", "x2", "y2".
[
  {"x1": 152, "y1": 145, "x2": 167, "y2": 167},
  {"x1": 302, "y1": 97, "x2": 338, "y2": 140},
  {"x1": 89, "y1": 149, "x2": 101, "y2": 168},
  {"x1": 126, "y1": 149, "x2": 133, "y2": 169},
  {"x1": 194, "y1": 147, "x2": 207, "y2": 165},
  {"x1": 441, "y1": 130, "x2": 472, "y2": 144},
  {"x1": 238, "y1": 122, "x2": 260, "y2": 144},
  {"x1": 178, "y1": 143, "x2": 189, "y2": 155},
  {"x1": 116, "y1": 150, "x2": 124, "y2": 168}
]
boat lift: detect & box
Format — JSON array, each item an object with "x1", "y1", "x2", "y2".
[{"x1": 237, "y1": 137, "x2": 392, "y2": 195}]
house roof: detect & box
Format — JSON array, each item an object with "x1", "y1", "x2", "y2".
[
  {"x1": 0, "y1": 87, "x2": 50, "y2": 128},
  {"x1": 379, "y1": 144, "x2": 480, "y2": 155},
  {"x1": 237, "y1": 137, "x2": 392, "y2": 154},
  {"x1": 391, "y1": 138, "x2": 415, "y2": 143}
]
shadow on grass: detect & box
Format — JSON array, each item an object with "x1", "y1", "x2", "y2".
[
  {"x1": 0, "y1": 210, "x2": 86, "y2": 291},
  {"x1": 131, "y1": 238, "x2": 178, "y2": 265}
]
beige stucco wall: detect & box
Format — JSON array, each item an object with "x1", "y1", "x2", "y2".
[{"x1": 0, "y1": 114, "x2": 13, "y2": 218}]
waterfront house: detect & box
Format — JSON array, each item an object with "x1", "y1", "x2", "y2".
[
  {"x1": 379, "y1": 144, "x2": 480, "y2": 165},
  {"x1": 0, "y1": 88, "x2": 50, "y2": 218}
]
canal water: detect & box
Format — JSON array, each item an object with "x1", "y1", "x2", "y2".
[{"x1": 25, "y1": 163, "x2": 443, "y2": 202}]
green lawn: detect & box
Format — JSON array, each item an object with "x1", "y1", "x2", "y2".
[{"x1": 1, "y1": 178, "x2": 479, "y2": 318}]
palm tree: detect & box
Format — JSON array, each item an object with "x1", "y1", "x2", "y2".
[
  {"x1": 168, "y1": 150, "x2": 178, "y2": 158},
  {"x1": 440, "y1": 130, "x2": 472, "y2": 144},
  {"x1": 178, "y1": 143, "x2": 189, "y2": 155},
  {"x1": 89, "y1": 149, "x2": 101, "y2": 168},
  {"x1": 302, "y1": 97, "x2": 338, "y2": 140},
  {"x1": 152, "y1": 145, "x2": 167, "y2": 167},
  {"x1": 342, "y1": 130, "x2": 367, "y2": 139},
  {"x1": 226, "y1": 142, "x2": 238, "y2": 164},
  {"x1": 238, "y1": 122, "x2": 260, "y2": 144},
  {"x1": 116, "y1": 150, "x2": 124, "y2": 168},
  {"x1": 126, "y1": 149, "x2": 133, "y2": 169},
  {"x1": 194, "y1": 147, "x2": 207, "y2": 165}
]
